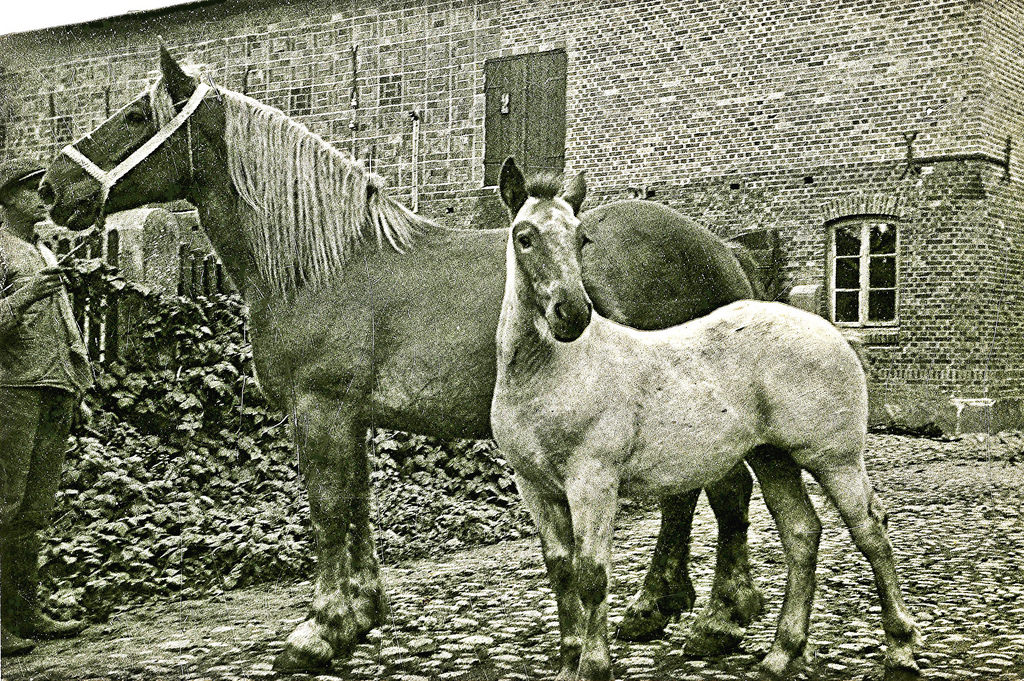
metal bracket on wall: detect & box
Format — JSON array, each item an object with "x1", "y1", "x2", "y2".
[
  {"x1": 901, "y1": 131, "x2": 919, "y2": 178},
  {"x1": 1003, "y1": 136, "x2": 1012, "y2": 183},
  {"x1": 628, "y1": 185, "x2": 655, "y2": 200},
  {"x1": 349, "y1": 45, "x2": 359, "y2": 133}
]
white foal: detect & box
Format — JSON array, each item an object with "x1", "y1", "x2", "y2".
[{"x1": 490, "y1": 158, "x2": 920, "y2": 680}]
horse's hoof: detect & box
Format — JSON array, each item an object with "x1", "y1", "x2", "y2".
[
  {"x1": 883, "y1": 649, "x2": 922, "y2": 680},
  {"x1": 683, "y1": 627, "x2": 744, "y2": 658},
  {"x1": 617, "y1": 587, "x2": 692, "y2": 642},
  {"x1": 615, "y1": 606, "x2": 669, "y2": 642},
  {"x1": 755, "y1": 651, "x2": 791, "y2": 680},
  {"x1": 273, "y1": 621, "x2": 334, "y2": 674},
  {"x1": 728, "y1": 581, "x2": 766, "y2": 627},
  {"x1": 273, "y1": 644, "x2": 333, "y2": 674},
  {"x1": 883, "y1": 666, "x2": 923, "y2": 681}
]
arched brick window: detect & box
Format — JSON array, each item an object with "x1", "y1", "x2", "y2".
[{"x1": 827, "y1": 217, "x2": 898, "y2": 326}]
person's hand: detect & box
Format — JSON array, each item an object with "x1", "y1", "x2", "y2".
[{"x1": 8, "y1": 268, "x2": 64, "y2": 311}]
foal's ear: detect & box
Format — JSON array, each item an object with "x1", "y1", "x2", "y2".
[
  {"x1": 159, "y1": 42, "x2": 198, "y2": 109},
  {"x1": 561, "y1": 171, "x2": 587, "y2": 215},
  {"x1": 499, "y1": 157, "x2": 527, "y2": 217}
]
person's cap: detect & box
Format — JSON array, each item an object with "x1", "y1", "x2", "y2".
[{"x1": 0, "y1": 159, "x2": 46, "y2": 196}]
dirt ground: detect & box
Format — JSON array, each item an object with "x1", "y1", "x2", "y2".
[{"x1": 6, "y1": 433, "x2": 1024, "y2": 681}]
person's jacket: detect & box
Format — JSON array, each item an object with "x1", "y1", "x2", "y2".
[{"x1": 0, "y1": 229, "x2": 93, "y2": 394}]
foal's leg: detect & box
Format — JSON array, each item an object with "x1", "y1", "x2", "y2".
[
  {"x1": 274, "y1": 398, "x2": 385, "y2": 672},
  {"x1": 567, "y1": 465, "x2": 620, "y2": 681},
  {"x1": 617, "y1": 489, "x2": 699, "y2": 641},
  {"x1": 812, "y1": 463, "x2": 920, "y2": 672},
  {"x1": 515, "y1": 473, "x2": 585, "y2": 680},
  {"x1": 686, "y1": 462, "x2": 765, "y2": 656},
  {"x1": 747, "y1": 450, "x2": 821, "y2": 677}
]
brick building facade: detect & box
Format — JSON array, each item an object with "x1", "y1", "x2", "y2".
[{"x1": 2, "y1": 0, "x2": 1023, "y2": 432}]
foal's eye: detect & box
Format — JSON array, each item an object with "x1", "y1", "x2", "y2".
[
  {"x1": 517, "y1": 234, "x2": 533, "y2": 250},
  {"x1": 125, "y1": 109, "x2": 148, "y2": 125}
]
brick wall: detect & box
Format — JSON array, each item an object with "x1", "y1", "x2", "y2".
[{"x1": 1, "y1": 0, "x2": 1022, "y2": 431}]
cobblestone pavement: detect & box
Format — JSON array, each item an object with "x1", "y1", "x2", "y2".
[{"x1": 8, "y1": 434, "x2": 1024, "y2": 680}]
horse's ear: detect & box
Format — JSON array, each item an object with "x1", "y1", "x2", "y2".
[
  {"x1": 562, "y1": 171, "x2": 586, "y2": 215},
  {"x1": 159, "y1": 42, "x2": 197, "y2": 108},
  {"x1": 499, "y1": 157, "x2": 527, "y2": 217}
]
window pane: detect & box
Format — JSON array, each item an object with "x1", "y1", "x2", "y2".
[
  {"x1": 835, "y1": 224, "x2": 861, "y2": 256},
  {"x1": 870, "y1": 223, "x2": 896, "y2": 254},
  {"x1": 869, "y1": 256, "x2": 896, "y2": 288},
  {"x1": 868, "y1": 290, "x2": 896, "y2": 321},
  {"x1": 835, "y1": 290, "x2": 859, "y2": 322},
  {"x1": 835, "y1": 257, "x2": 859, "y2": 289}
]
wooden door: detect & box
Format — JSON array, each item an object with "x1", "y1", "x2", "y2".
[{"x1": 484, "y1": 49, "x2": 566, "y2": 186}]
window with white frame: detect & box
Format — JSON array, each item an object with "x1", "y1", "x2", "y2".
[{"x1": 829, "y1": 218, "x2": 898, "y2": 325}]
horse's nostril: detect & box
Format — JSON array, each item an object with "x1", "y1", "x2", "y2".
[
  {"x1": 554, "y1": 302, "x2": 569, "y2": 321},
  {"x1": 38, "y1": 180, "x2": 55, "y2": 206}
]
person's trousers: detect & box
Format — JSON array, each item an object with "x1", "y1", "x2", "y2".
[{"x1": 0, "y1": 387, "x2": 76, "y2": 629}]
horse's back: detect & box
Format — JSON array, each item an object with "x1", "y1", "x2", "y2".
[
  {"x1": 580, "y1": 200, "x2": 754, "y2": 330},
  {"x1": 684, "y1": 301, "x2": 868, "y2": 458},
  {"x1": 593, "y1": 300, "x2": 867, "y2": 465}
]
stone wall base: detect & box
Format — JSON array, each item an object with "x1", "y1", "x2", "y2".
[{"x1": 869, "y1": 387, "x2": 1024, "y2": 435}]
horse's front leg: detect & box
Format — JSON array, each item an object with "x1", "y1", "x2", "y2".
[
  {"x1": 514, "y1": 472, "x2": 584, "y2": 680},
  {"x1": 567, "y1": 463, "x2": 620, "y2": 681},
  {"x1": 686, "y1": 462, "x2": 765, "y2": 656},
  {"x1": 617, "y1": 490, "x2": 699, "y2": 641},
  {"x1": 273, "y1": 395, "x2": 385, "y2": 672}
]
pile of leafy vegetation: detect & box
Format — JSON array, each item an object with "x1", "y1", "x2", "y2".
[{"x1": 40, "y1": 259, "x2": 531, "y2": 622}]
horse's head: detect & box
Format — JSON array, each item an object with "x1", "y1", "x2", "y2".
[
  {"x1": 498, "y1": 157, "x2": 592, "y2": 342},
  {"x1": 41, "y1": 45, "x2": 225, "y2": 229}
]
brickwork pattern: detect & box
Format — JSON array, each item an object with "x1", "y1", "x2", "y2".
[{"x1": 1, "y1": 0, "x2": 1023, "y2": 428}]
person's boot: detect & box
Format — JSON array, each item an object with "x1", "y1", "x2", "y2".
[
  {"x1": 9, "y1": 534, "x2": 86, "y2": 640},
  {"x1": 1, "y1": 625, "x2": 35, "y2": 656}
]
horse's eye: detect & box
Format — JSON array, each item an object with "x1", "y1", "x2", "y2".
[
  {"x1": 125, "y1": 109, "x2": 148, "y2": 125},
  {"x1": 517, "y1": 234, "x2": 533, "y2": 250},
  {"x1": 581, "y1": 234, "x2": 592, "y2": 247}
]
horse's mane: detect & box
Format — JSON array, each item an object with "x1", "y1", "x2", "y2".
[
  {"x1": 525, "y1": 171, "x2": 564, "y2": 200},
  {"x1": 150, "y1": 73, "x2": 435, "y2": 295}
]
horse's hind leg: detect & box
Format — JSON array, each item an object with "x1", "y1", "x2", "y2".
[
  {"x1": 747, "y1": 449, "x2": 821, "y2": 677},
  {"x1": 515, "y1": 473, "x2": 585, "y2": 680},
  {"x1": 617, "y1": 489, "x2": 699, "y2": 641},
  {"x1": 618, "y1": 463, "x2": 763, "y2": 649},
  {"x1": 811, "y1": 463, "x2": 920, "y2": 673},
  {"x1": 686, "y1": 462, "x2": 765, "y2": 656},
  {"x1": 273, "y1": 399, "x2": 385, "y2": 672}
]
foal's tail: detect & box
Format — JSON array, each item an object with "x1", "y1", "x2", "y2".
[{"x1": 845, "y1": 336, "x2": 869, "y2": 374}]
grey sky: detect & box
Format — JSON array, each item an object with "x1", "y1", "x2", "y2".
[{"x1": 2, "y1": 1, "x2": 197, "y2": 36}]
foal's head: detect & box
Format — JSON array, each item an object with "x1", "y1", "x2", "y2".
[{"x1": 498, "y1": 157, "x2": 592, "y2": 342}]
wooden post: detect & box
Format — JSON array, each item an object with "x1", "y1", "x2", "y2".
[{"x1": 104, "y1": 229, "x2": 120, "y2": 365}]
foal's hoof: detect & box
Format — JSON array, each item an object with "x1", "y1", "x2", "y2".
[
  {"x1": 273, "y1": 621, "x2": 334, "y2": 674},
  {"x1": 272, "y1": 644, "x2": 333, "y2": 673}
]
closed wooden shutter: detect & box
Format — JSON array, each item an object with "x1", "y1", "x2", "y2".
[{"x1": 484, "y1": 49, "x2": 566, "y2": 186}]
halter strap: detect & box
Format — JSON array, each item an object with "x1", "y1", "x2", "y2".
[{"x1": 60, "y1": 82, "x2": 212, "y2": 226}]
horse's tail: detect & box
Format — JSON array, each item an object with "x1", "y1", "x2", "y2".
[
  {"x1": 846, "y1": 335, "x2": 870, "y2": 374},
  {"x1": 727, "y1": 243, "x2": 769, "y2": 301}
]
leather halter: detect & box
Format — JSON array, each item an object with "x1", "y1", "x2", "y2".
[{"x1": 59, "y1": 83, "x2": 212, "y2": 227}]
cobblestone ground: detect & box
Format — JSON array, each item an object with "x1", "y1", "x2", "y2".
[{"x1": 8, "y1": 434, "x2": 1024, "y2": 681}]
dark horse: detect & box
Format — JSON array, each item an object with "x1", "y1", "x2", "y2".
[{"x1": 41, "y1": 46, "x2": 762, "y2": 671}]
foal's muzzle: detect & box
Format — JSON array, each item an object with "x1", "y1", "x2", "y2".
[{"x1": 549, "y1": 296, "x2": 593, "y2": 342}]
